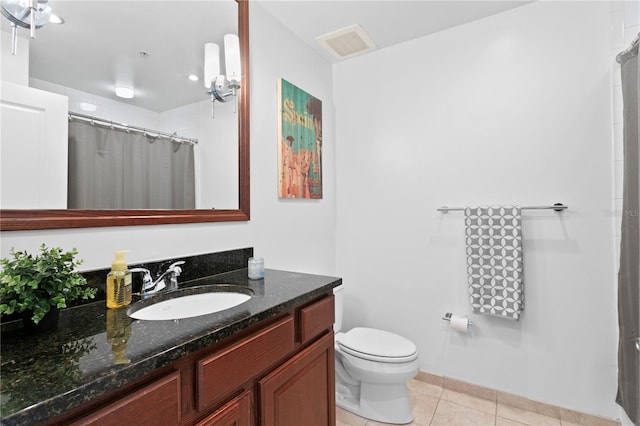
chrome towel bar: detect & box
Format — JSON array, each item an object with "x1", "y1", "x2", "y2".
[{"x1": 437, "y1": 203, "x2": 567, "y2": 214}]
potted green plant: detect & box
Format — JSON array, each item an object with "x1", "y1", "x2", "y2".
[{"x1": 0, "y1": 244, "x2": 97, "y2": 331}]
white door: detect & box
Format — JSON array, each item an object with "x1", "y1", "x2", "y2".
[{"x1": 0, "y1": 82, "x2": 68, "y2": 209}]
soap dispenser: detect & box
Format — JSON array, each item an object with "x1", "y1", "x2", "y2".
[{"x1": 106, "y1": 250, "x2": 132, "y2": 309}]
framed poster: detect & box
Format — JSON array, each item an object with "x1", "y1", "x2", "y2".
[{"x1": 277, "y1": 79, "x2": 323, "y2": 199}]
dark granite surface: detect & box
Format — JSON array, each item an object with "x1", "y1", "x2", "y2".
[
  {"x1": 82, "y1": 247, "x2": 256, "y2": 301},
  {"x1": 0, "y1": 248, "x2": 341, "y2": 426}
]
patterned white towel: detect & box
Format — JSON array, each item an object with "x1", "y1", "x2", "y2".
[{"x1": 464, "y1": 206, "x2": 524, "y2": 320}]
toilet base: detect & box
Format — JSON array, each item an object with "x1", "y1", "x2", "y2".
[{"x1": 336, "y1": 381, "x2": 414, "y2": 425}]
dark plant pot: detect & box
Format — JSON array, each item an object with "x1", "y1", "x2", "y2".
[{"x1": 22, "y1": 307, "x2": 60, "y2": 332}]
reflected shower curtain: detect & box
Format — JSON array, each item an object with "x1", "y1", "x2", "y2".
[
  {"x1": 616, "y1": 38, "x2": 639, "y2": 425},
  {"x1": 68, "y1": 121, "x2": 195, "y2": 209}
]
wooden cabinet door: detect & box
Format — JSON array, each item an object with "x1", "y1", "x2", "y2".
[
  {"x1": 259, "y1": 332, "x2": 335, "y2": 426},
  {"x1": 195, "y1": 390, "x2": 251, "y2": 426}
]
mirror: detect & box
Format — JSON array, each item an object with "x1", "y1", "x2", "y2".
[{"x1": 0, "y1": 0, "x2": 250, "y2": 230}]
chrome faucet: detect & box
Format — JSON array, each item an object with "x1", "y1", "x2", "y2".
[{"x1": 130, "y1": 261, "x2": 185, "y2": 298}]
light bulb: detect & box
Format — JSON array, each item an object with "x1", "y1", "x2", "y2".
[
  {"x1": 114, "y1": 87, "x2": 134, "y2": 99},
  {"x1": 79, "y1": 102, "x2": 97, "y2": 112},
  {"x1": 224, "y1": 34, "x2": 241, "y2": 83},
  {"x1": 204, "y1": 43, "x2": 220, "y2": 89}
]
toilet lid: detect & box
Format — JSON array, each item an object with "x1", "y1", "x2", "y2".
[{"x1": 337, "y1": 327, "x2": 418, "y2": 363}]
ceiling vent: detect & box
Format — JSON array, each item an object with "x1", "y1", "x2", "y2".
[{"x1": 316, "y1": 24, "x2": 377, "y2": 60}]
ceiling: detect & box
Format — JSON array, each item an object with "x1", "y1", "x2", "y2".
[
  {"x1": 1, "y1": 0, "x2": 532, "y2": 113},
  {"x1": 2, "y1": 1, "x2": 238, "y2": 112},
  {"x1": 258, "y1": 1, "x2": 533, "y2": 63}
]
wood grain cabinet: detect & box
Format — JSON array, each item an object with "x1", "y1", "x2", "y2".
[
  {"x1": 195, "y1": 390, "x2": 251, "y2": 426},
  {"x1": 259, "y1": 332, "x2": 335, "y2": 426},
  {"x1": 55, "y1": 294, "x2": 336, "y2": 426},
  {"x1": 197, "y1": 315, "x2": 295, "y2": 412},
  {"x1": 71, "y1": 371, "x2": 182, "y2": 425}
]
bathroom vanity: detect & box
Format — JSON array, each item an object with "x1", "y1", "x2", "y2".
[{"x1": 0, "y1": 259, "x2": 340, "y2": 426}]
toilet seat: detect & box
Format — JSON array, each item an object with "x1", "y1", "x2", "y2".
[{"x1": 337, "y1": 327, "x2": 418, "y2": 363}]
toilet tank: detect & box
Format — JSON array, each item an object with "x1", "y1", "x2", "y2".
[{"x1": 333, "y1": 284, "x2": 344, "y2": 333}]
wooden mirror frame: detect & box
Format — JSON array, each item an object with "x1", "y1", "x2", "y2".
[{"x1": 0, "y1": 0, "x2": 250, "y2": 231}]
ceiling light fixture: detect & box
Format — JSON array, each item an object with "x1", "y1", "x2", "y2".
[
  {"x1": 1, "y1": 0, "x2": 53, "y2": 55},
  {"x1": 79, "y1": 102, "x2": 97, "y2": 112},
  {"x1": 115, "y1": 86, "x2": 135, "y2": 99},
  {"x1": 204, "y1": 33, "x2": 242, "y2": 118},
  {"x1": 187, "y1": 74, "x2": 199, "y2": 82},
  {"x1": 49, "y1": 13, "x2": 64, "y2": 24}
]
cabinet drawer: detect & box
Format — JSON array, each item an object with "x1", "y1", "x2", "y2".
[
  {"x1": 298, "y1": 295, "x2": 334, "y2": 344},
  {"x1": 195, "y1": 389, "x2": 251, "y2": 426},
  {"x1": 72, "y1": 371, "x2": 181, "y2": 425},
  {"x1": 197, "y1": 315, "x2": 294, "y2": 410}
]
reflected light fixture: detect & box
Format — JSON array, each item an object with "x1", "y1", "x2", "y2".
[
  {"x1": 204, "y1": 34, "x2": 242, "y2": 118},
  {"x1": 49, "y1": 13, "x2": 63, "y2": 24},
  {"x1": 115, "y1": 86, "x2": 135, "y2": 99},
  {"x1": 79, "y1": 102, "x2": 97, "y2": 112},
  {"x1": 1, "y1": 0, "x2": 53, "y2": 55}
]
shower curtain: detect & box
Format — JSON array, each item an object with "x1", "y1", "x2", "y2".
[
  {"x1": 616, "y1": 37, "x2": 639, "y2": 425},
  {"x1": 68, "y1": 120, "x2": 195, "y2": 209}
]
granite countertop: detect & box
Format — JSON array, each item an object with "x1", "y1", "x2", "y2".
[{"x1": 0, "y1": 268, "x2": 341, "y2": 426}]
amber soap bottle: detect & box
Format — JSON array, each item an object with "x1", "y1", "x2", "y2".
[{"x1": 106, "y1": 250, "x2": 132, "y2": 309}]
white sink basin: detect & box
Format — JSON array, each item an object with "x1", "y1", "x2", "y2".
[{"x1": 128, "y1": 286, "x2": 252, "y2": 321}]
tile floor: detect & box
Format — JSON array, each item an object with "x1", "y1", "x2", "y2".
[{"x1": 336, "y1": 379, "x2": 611, "y2": 426}]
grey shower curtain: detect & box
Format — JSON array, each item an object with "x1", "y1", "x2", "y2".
[
  {"x1": 68, "y1": 121, "x2": 195, "y2": 209},
  {"x1": 616, "y1": 38, "x2": 639, "y2": 425}
]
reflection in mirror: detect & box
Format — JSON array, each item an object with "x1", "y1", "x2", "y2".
[
  {"x1": 0, "y1": 0, "x2": 250, "y2": 230},
  {"x1": 5, "y1": 1, "x2": 238, "y2": 210}
]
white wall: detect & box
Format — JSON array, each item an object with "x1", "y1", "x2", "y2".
[
  {"x1": 30, "y1": 78, "x2": 159, "y2": 129},
  {"x1": 1, "y1": 33, "x2": 29, "y2": 85},
  {"x1": 334, "y1": 1, "x2": 618, "y2": 419},
  {"x1": 0, "y1": 2, "x2": 337, "y2": 278}
]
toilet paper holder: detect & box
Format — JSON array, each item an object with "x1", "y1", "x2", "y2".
[{"x1": 441, "y1": 312, "x2": 473, "y2": 326}]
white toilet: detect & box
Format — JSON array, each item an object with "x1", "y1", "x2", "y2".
[{"x1": 333, "y1": 285, "x2": 419, "y2": 424}]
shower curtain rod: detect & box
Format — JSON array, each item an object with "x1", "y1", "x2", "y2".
[
  {"x1": 616, "y1": 33, "x2": 639, "y2": 64},
  {"x1": 437, "y1": 203, "x2": 567, "y2": 213},
  {"x1": 68, "y1": 112, "x2": 198, "y2": 145}
]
